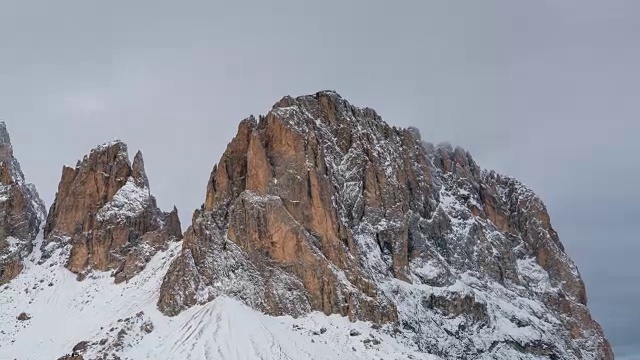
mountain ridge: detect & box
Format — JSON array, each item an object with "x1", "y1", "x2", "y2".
[{"x1": 0, "y1": 93, "x2": 613, "y2": 359}]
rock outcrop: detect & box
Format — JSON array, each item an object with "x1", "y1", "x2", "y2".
[
  {"x1": 158, "y1": 91, "x2": 611, "y2": 359},
  {"x1": 43, "y1": 141, "x2": 182, "y2": 283},
  {"x1": 57, "y1": 355, "x2": 84, "y2": 360},
  {"x1": 0, "y1": 122, "x2": 46, "y2": 284}
]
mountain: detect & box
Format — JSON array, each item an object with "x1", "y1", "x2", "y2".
[
  {"x1": 0, "y1": 121, "x2": 46, "y2": 284},
  {"x1": 159, "y1": 91, "x2": 612, "y2": 359},
  {"x1": 0, "y1": 92, "x2": 612, "y2": 360},
  {"x1": 42, "y1": 141, "x2": 182, "y2": 283}
]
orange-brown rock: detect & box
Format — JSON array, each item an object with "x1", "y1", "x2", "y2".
[
  {"x1": 0, "y1": 122, "x2": 46, "y2": 284},
  {"x1": 0, "y1": 259, "x2": 23, "y2": 284},
  {"x1": 43, "y1": 141, "x2": 181, "y2": 283}
]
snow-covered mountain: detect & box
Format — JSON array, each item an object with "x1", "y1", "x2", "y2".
[
  {"x1": 0, "y1": 93, "x2": 612, "y2": 360},
  {"x1": 42, "y1": 141, "x2": 181, "y2": 284},
  {"x1": 0, "y1": 121, "x2": 46, "y2": 284}
]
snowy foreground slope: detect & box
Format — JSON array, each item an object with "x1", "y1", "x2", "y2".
[{"x1": 0, "y1": 234, "x2": 438, "y2": 360}]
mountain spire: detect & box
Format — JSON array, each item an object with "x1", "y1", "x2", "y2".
[
  {"x1": 0, "y1": 122, "x2": 46, "y2": 284},
  {"x1": 132, "y1": 150, "x2": 150, "y2": 188}
]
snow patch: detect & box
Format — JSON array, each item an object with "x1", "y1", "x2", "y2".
[
  {"x1": 97, "y1": 180, "x2": 150, "y2": 223},
  {"x1": 517, "y1": 257, "x2": 554, "y2": 294}
]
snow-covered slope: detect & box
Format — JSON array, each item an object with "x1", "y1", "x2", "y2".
[{"x1": 0, "y1": 231, "x2": 439, "y2": 360}]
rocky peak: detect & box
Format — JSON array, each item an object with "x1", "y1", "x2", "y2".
[
  {"x1": 0, "y1": 121, "x2": 13, "y2": 160},
  {"x1": 44, "y1": 141, "x2": 182, "y2": 283},
  {"x1": 44, "y1": 140, "x2": 131, "y2": 239},
  {"x1": 132, "y1": 150, "x2": 149, "y2": 188},
  {"x1": 159, "y1": 91, "x2": 612, "y2": 359},
  {"x1": 0, "y1": 122, "x2": 46, "y2": 284},
  {"x1": 0, "y1": 122, "x2": 27, "y2": 185}
]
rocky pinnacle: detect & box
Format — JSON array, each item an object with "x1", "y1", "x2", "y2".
[
  {"x1": 0, "y1": 121, "x2": 46, "y2": 284},
  {"x1": 43, "y1": 140, "x2": 182, "y2": 283}
]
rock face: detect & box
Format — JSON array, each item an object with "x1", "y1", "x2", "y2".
[
  {"x1": 0, "y1": 122, "x2": 46, "y2": 284},
  {"x1": 158, "y1": 91, "x2": 612, "y2": 359},
  {"x1": 44, "y1": 141, "x2": 182, "y2": 283}
]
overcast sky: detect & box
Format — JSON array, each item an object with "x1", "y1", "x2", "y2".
[{"x1": 1, "y1": 1, "x2": 638, "y2": 358}]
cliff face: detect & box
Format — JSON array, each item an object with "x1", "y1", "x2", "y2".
[
  {"x1": 0, "y1": 122, "x2": 46, "y2": 284},
  {"x1": 158, "y1": 91, "x2": 612, "y2": 359},
  {"x1": 43, "y1": 141, "x2": 182, "y2": 283}
]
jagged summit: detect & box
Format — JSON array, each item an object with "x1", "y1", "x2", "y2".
[
  {"x1": 159, "y1": 91, "x2": 612, "y2": 359},
  {"x1": 43, "y1": 140, "x2": 182, "y2": 283},
  {"x1": 88, "y1": 139, "x2": 127, "y2": 153},
  {"x1": 271, "y1": 90, "x2": 341, "y2": 108},
  {"x1": 267, "y1": 91, "x2": 386, "y2": 134},
  {"x1": 0, "y1": 121, "x2": 28, "y2": 184},
  {"x1": 73, "y1": 140, "x2": 128, "y2": 168},
  {"x1": 0, "y1": 122, "x2": 46, "y2": 284},
  {"x1": 272, "y1": 90, "x2": 383, "y2": 119},
  {"x1": 132, "y1": 150, "x2": 150, "y2": 188},
  {"x1": 0, "y1": 121, "x2": 12, "y2": 148}
]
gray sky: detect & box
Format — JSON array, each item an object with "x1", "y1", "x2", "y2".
[{"x1": 1, "y1": 1, "x2": 638, "y2": 357}]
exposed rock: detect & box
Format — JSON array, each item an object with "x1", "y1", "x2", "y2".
[
  {"x1": 158, "y1": 91, "x2": 612, "y2": 359},
  {"x1": 0, "y1": 122, "x2": 47, "y2": 284},
  {"x1": 43, "y1": 141, "x2": 182, "y2": 282},
  {"x1": 72, "y1": 341, "x2": 89, "y2": 352},
  {"x1": 140, "y1": 320, "x2": 154, "y2": 334},
  {"x1": 17, "y1": 312, "x2": 31, "y2": 321},
  {"x1": 57, "y1": 355, "x2": 84, "y2": 360}
]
